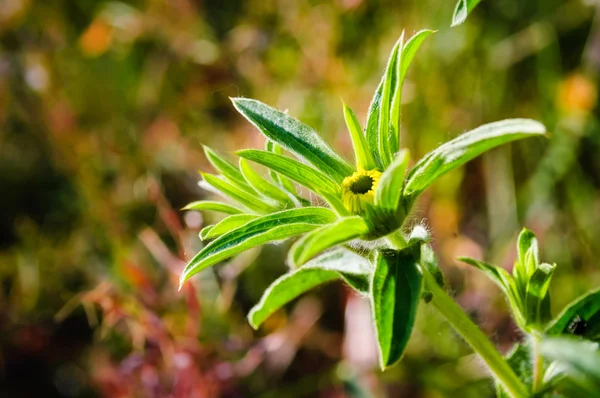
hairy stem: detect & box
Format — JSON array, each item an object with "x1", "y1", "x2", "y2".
[{"x1": 422, "y1": 270, "x2": 528, "y2": 398}]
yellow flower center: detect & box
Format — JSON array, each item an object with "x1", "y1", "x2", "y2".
[{"x1": 341, "y1": 169, "x2": 382, "y2": 214}]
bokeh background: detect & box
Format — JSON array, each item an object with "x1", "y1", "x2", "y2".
[{"x1": 1, "y1": 0, "x2": 599, "y2": 397}]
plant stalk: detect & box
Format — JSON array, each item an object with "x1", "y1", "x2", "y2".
[
  {"x1": 422, "y1": 270, "x2": 528, "y2": 398},
  {"x1": 531, "y1": 333, "x2": 544, "y2": 393}
]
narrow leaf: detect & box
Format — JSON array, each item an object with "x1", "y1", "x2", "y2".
[
  {"x1": 199, "y1": 225, "x2": 214, "y2": 240},
  {"x1": 459, "y1": 256, "x2": 526, "y2": 327},
  {"x1": 525, "y1": 262, "x2": 556, "y2": 326},
  {"x1": 239, "y1": 158, "x2": 294, "y2": 205},
  {"x1": 265, "y1": 140, "x2": 300, "y2": 197},
  {"x1": 248, "y1": 248, "x2": 371, "y2": 328},
  {"x1": 342, "y1": 102, "x2": 377, "y2": 170},
  {"x1": 289, "y1": 216, "x2": 370, "y2": 267},
  {"x1": 203, "y1": 146, "x2": 253, "y2": 192},
  {"x1": 377, "y1": 35, "x2": 403, "y2": 166},
  {"x1": 371, "y1": 247, "x2": 423, "y2": 369},
  {"x1": 182, "y1": 201, "x2": 243, "y2": 215},
  {"x1": 201, "y1": 214, "x2": 258, "y2": 240},
  {"x1": 238, "y1": 149, "x2": 346, "y2": 214},
  {"x1": 248, "y1": 268, "x2": 341, "y2": 329},
  {"x1": 232, "y1": 98, "x2": 353, "y2": 182},
  {"x1": 375, "y1": 149, "x2": 410, "y2": 212},
  {"x1": 404, "y1": 119, "x2": 546, "y2": 203},
  {"x1": 180, "y1": 207, "x2": 337, "y2": 286},
  {"x1": 201, "y1": 173, "x2": 280, "y2": 214},
  {"x1": 452, "y1": 0, "x2": 483, "y2": 27},
  {"x1": 546, "y1": 288, "x2": 600, "y2": 341}
]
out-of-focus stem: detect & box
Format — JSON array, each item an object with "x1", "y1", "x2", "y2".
[{"x1": 422, "y1": 270, "x2": 528, "y2": 398}]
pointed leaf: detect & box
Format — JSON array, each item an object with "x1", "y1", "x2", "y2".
[
  {"x1": 201, "y1": 173, "x2": 280, "y2": 214},
  {"x1": 546, "y1": 289, "x2": 600, "y2": 341},
  {"x1": 180, "y1": 207, "x2": 337, "y2": 285},
  {"x1": 199, "y1": 225, "x2": 214, "y2": 240},
  {"x1": 404, "y1": 119, "x2": 546, "y2": 203},
  {"x1": 203, "y1": 146, "x2": 253, "y2": 192},
  {"x1": 366, "y1": 30, "x2": 433, "y2": 166},
  {"x1": 342, "y1": 102, "x2": 377, "y2": 170},
  {"x1": 289, "y1": 216, "x2": 370, "y2": 267},
  {"x1": 452, "y1": 0, "x2": 483, "y2": 27},
  {"x1": 375, "y1": 149, "x2": 410, "y2": 212},
  {"x1": 239, "y1": 158, "x2": 294, "y2": 205},
  {"x1": 182, "y1": 201, "x2": 243, "y2": 215},
  {"x1": 377, "y1": 35, "x2": 402, "y2": 166},
  {"x1": 201, "y1": 214, "x2": 258, "y2": 240},
  {"x1": 232, "y1": 98, "x2": 353, "y2": 182},
  {"x1": 459, "y1": 256, "x2": 526, "y2": 327},
  {"x1": 265, "y1": 140, "x2": 300, "y2": 197},
  {"x1": 525, "y1": 262, "x2": 555, "y2": 327},
  {"x1": 237, "y1": 149, "x2": 346, "y2": 214},
  {"x1": 248, "y1": 248, "x2": 371, "y2": 328},
  {"x1": 371, "y1": 247, "x2": 423, "y2": 369}
]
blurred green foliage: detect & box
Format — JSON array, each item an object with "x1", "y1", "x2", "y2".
[{"x1": 0, "y1": 0, "x2": 598, "y2": 397}]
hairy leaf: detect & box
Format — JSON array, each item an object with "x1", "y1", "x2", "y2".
[
  {"x1": 375, "y1": 149, "x2": 410, "y2": 212},
  {"x1": 201, "y1": 173, "x2": 280, "y2": 214},
  {"x1": 404, "y1": 119, "x2": 546, "y2": 204},
  {"x1": 203, "y1": 146, "x2": 253, "y2": 192},
  {"x1": 180, "y1": 207, "x2": 337, "y2": 286},
  {"x1": 546, "y1": 289, "x2": 600, "y2": 341},
  {"x1": 525, "y1": 262, "x2": 555, "y2": 327},
  {"x1": 248, "y1": 249, "x2": 371, "y2": 328},
  {"x1": 182, "y1": 201, "x2": 243, "y2": 215},
  {"x1": 232, "y1": 98, "x2": 353, "y2": 182},
  {"x1": 238, "y1": 149, "x2": 346, "y2": 213},
  {"x1": 200, "y1": 214, "x2": 258, "y2": 240},
  {"x1": 371, "y1": 247, "x2": 422, "y2": 369},
  {"x1": 342, "y1": 102, "x2": 377, "y2": 170},
  {"x1": 288, "y1": 216, "x2": 370, "y2": 267},
  {"x1": 239, "y1": 158, "x2": 294, "y2": 205},
  {"x1": 452, "y1": 0, "x2": 483, "y2": 27}
]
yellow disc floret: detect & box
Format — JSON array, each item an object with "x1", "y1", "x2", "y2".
[{"x1": 341, "y1": 169, "x2": 382, "y2": 214}]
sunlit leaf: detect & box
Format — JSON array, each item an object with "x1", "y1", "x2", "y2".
[
  {"x1": 404, "y1": 119, "x2": 546, "y2": 205},
  {"x1": 200, "y1": 214, "x2": 258, "y2": 240},
  {"x1": 366, "y1": 30, "x2": 434, "y2": 167},
  {"x1": 342, "y1": 102, "x2": 377, "y2": 170},
  {"x1": 288, "y1": 216, "x2": 370, "y2": 267},
  {"x1": 375, "y1": 149, "x2": 409, "y2": 212},
  {"x1": 239, "y1": 158, "x2": 294, "y2": 205},
  {"x1": 458, "y1": 256, "x2": 526, "y2": 327},
  {"x1": 232, "y1": 98, "x2": 354, "y2": 183},
  {"x1": 201, "y1": 173, "x2": 280, "y2": 214},
  {"x1": 451, "y1": 0, "x2": 483, "y2": 27},
  {"x1": 377, "y1": 34, "x2": 403, "y2": 166},
  {"x1": 265, "y1": 140, "x2": 301, "y2": 198},
  {"x1": 238, "y1": 149, "x2": 346, "y2": 214},
  {"x1": 248, "y1": 248, "x2": 372, "y2": 328},
  {"x1": 182, "y1": 201, "x2": 243, "y2": 215},
  {"x1": 525, "y1": 262, "x2": 555, "y2": 327},
  {"x1": 546, "y1": 289, "x2": 600, "y2": 341},
  {"x1": 180, "y1": 207, "x2": 337, "y2": 286},
  {"x1": 203, "y1": 146, "x2": 253, "y2": 193},
  {"x1": 371, "y1": 247, "x2": 422, "y2": 369}
]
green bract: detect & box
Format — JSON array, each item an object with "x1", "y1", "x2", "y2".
[{"x1": 180, "y1": 29, "x2": 547, "y2": 371}]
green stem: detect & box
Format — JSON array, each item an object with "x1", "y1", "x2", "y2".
[
  {"x1": 531, "y1": 333, "x2": 544, "y2": 393},
  {"x1": 423, "y1": 271, "x2": 529, "y2": 398},
  {"x1": 386, "y1": 231, "x2": 407, "y2": 250}
]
